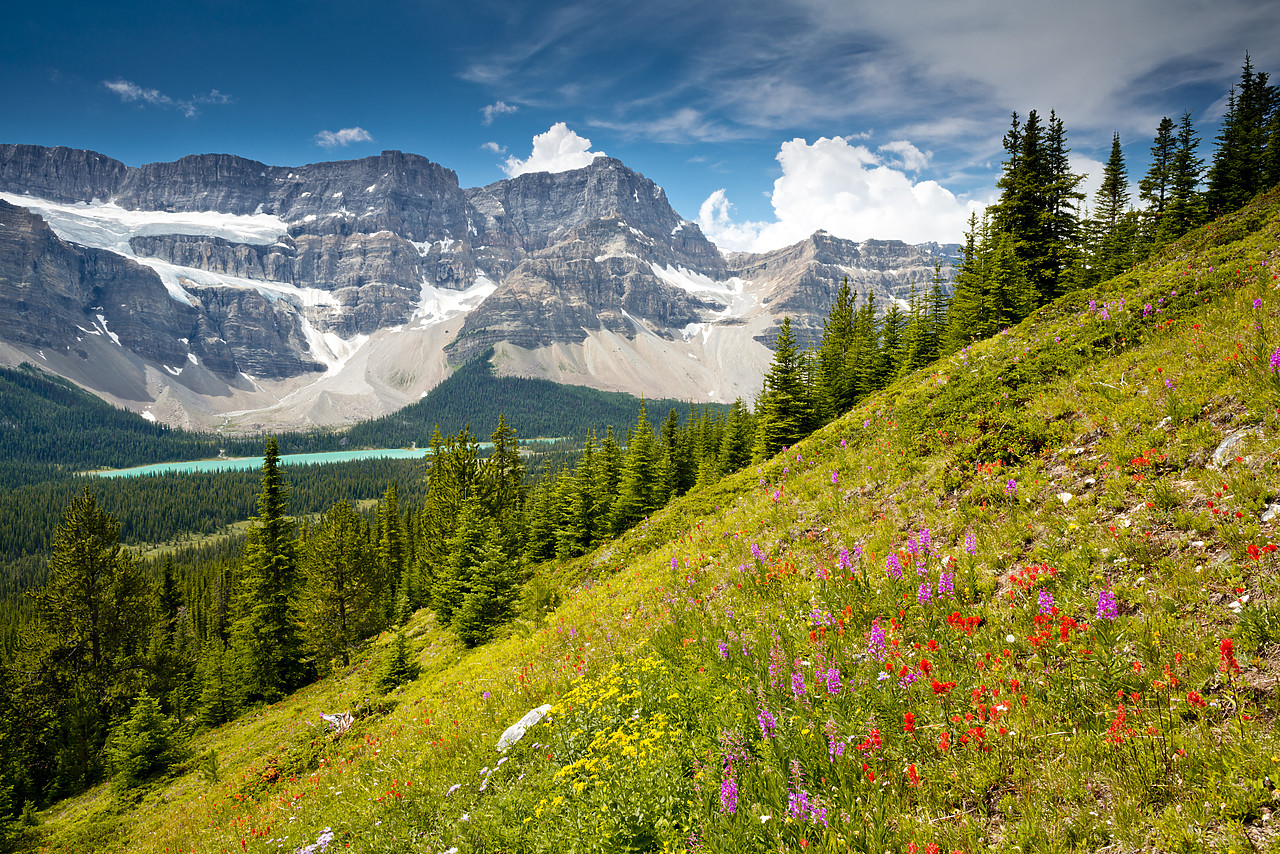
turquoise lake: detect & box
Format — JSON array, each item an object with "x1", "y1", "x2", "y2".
[{"x1": 89, "y1": 448, "x2": 429, "y2": 479}]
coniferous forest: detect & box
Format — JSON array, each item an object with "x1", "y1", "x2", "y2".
[{"x1": 2, "y1": 54, "x2": 1280, "y2": 852}]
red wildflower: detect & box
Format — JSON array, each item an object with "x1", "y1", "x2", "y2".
[
  {"x1": 908, "y1": 763, "x2": 921, "y2": 786},
  {"x1": 903, "y1": 713, "x2": 916, "y2": 733},
  {"x1": 1219, "y1": 638, "x2": 1241, "y2": 674}
]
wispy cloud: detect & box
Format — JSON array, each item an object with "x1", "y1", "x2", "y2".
[
  {"x1": 481, "y1": 141, "x2": 507, "y2": 154},
  {"x1": 481, "y1": 100, "x2": 518, "y2": 125},
  {"x1": 103, "y1": 78, "x2": 231, "y2": 118},
  {"x1": 315, "y1": 127, "x2": 374, "y2": 148},
  {"x1": 457, "y1": 0, "x2": 1280, "y2": 166}
]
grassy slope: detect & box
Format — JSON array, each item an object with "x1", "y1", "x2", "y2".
[{"x1": 31, "y1": 190, "x2": 1280, "y2": 854}]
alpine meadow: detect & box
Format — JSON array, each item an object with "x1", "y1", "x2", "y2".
[{"x1": 2, "y1": 44, "x2": 1280, "y2": 854}]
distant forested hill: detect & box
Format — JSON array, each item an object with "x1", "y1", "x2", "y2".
[{"x1": 342, "y1": 351, "x2": 729, "y2": 446}]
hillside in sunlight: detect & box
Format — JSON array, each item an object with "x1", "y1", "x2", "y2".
[{"x1": 25, "y1": 187, "x2": 1280, "y2": 854}]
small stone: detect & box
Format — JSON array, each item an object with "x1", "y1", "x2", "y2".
[{"x1": 1057, "y1": 491, "x2": 1073, "y2": 505}]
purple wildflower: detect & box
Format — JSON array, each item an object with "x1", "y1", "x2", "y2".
[
  {"x1": 1270, "y1": 346, "x2": 1280, "y2": 373},
  {"x1": 750, "y1": 543, "x2": 765, "y2": 562},
  {"x1": 839, "y1": 548, "x2": 852, "y2": 572},
  {"x1": 1097, "y1": 587, "x2": 1118, "y2": 621},
  {"x1": 918, "y1": 581, "x2": 932, "y2": 606},
  {"x1": 964, "y1": 530, "x2": 977, "y2": 556},
  {"x1": 886, "y1": 553, "x2": 903, "y2": 580},
  {"x1": 719, "y1": 772, "x2": 738, "y2": 814},
  {"x1": 937, "y1": 570, "x2": 954, "y2": 598},
  {"x1": 717, "y1": 640, "x2": 730, "y2": 660},
  {"x1": 867, "y1": 619, "x2": 886, "y2": 659},
  {"x1": 1006, "y1": 478, "x2": 1018, "y2": 497},
  {"x1": 1254, "y1": 298, "x2": 1263, "y2": 310},
  {"x1": 1038, "y1": 589, "x2": 1054, "y2": 615},
  {"x1": 757, "y1": 708, "x2": 778, "y2": 739},
  {"x1": 791, "y1": 668, "x2": 807, "y2": 697},
  {"x1": 831, "y1": 470, "x2": 839, "y2": 485}
]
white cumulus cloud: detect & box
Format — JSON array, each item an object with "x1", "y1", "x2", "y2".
[
  {"x1": 481, "y1": 100, "x2": 518, "y2": 125},
  {"x1": 698, "y1": 136, "x2": 986, "y2": 252},
  {"x1": 877, "y1": 140, "x2": 930, "y2": 173},
  {"x1": 501, "y1": 123, "x2": 605, "y2": 177},
  {"x1": 315, "y1": 127, "x2": 374, "y2": 148},
  {"x1": 481, "y1": 141, "x2": 507, "y2": 154}
]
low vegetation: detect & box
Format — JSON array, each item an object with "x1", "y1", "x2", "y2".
[{"x1": 4, "y1": 175, "x2": 1277, "y2": 854}]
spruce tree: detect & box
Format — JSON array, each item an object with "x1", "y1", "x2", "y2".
[
  {"x1": 816, "y1": 277, "x2": 856, "y2": 416},
  {"x1": 375, "y1": 630, "x2": 419, "y2": 693},
  {"x1": 106, "y1": 691, "x2": 184, "y2": 794},
  {"x1": 1141, "y1": 116, "x2": 1177, "y2": 238},
  {"x1": 230, "y1": 438, "x2": 311, "y2": 702},
  {"x1": 454, "y1": 529, "x2": 522, "y2": 647},
  {"x1": 24, "y1": 488, "x2": 154, "y2": 791},
  {"x1": 1089, "y1": 132, "x2": 1134, "y2": 283},
  {"x1": 433, "y1": 495, "x2": 490, "y2": 625},
  {"x1": 1206, "y1": 54, "x2": 1276, "y2": 217},
  {"x1": 1163, "y1": 110, "x2": 1206, "y2": 243},
  {"x1": 303, "y1": 500, "x2": 380, "y2": 669},
  {"x1": 375, "y1": 482, "x2": 407, "y2": 623},
  {"x1": 753, "y1": 317, "x2": 814, "y2": 461},
  {"x1": 611, "y1": 405, "x2": 659, "y2": 532}
]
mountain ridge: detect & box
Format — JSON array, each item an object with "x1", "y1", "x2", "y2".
[{"x1": 0, "y1": 143, "x2": 956, "y2": 432}]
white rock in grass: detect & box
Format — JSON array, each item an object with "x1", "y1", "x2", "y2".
[
  {"x1": 497, "y1": 704, "x2": 553, "y2": 752},
  {"x1": 1057, "y1": 492, "x2": 1073, "y2": 505}
]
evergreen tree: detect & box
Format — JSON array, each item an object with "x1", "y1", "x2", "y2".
[
  {"x1": 375, "y1": 630, "x2": 419, "y2": 694},
  {"x1": 23, "y1": 488, "x2": 153, "y2": 793},
  {"x1": 1206, "y1": 55, "x2": 1276, "y2": 217},
  {"x1": 1043, "y1": 110, "x2": 1087, "y2": 296},
  {"x1": 1163, "y1": 110, "x2": 1206, "y2": 243},
  {"x1": 1088, "y1": 132, "x2": 1135, "y2": 283},
  {"x1": 105, "y1": 691, "x2": 184, "y2": 794},
  {"x1": 522, "y1": 475, "x2": 558, "y2": 563},
  {"x1": 816, "y1": 277, "x2": 857, "y2": 417},
  {"x1": 454, "y1": 532, "x2": 522, "y2": 647},
  {"x1": 303, "y1": 500, "x2": 381, "y2": 669},
  {"x1": 944, "y1": 214, "x2": 986, "y2": 353},
  {"x1": 433, "y1": 495, "x2": 490, "y2": 625},
  {"x1": 753, "y1": 317, "x2": 815, "y2": 461},
  {"x1": 590, "y1": 427, "x2": 622, "y2": 541},
  {"x1": 229, "y1": 438, "x2": 311, "y2": 702},
  {"x1": 717, "y1": 399, "x2": 754, "y2": 476},
  {"x1": 375, "y1": 482, "x2": 407, "y2": 623},
  {"x1": 482, "y1": 414, "x2": 525, "y2": 551},
  {"x1": 1141, "y1": 116, "x2": 1177, "y2": 238},
  {"x1": 611, "y1": 405, "x2": 660, "y2": 533}
]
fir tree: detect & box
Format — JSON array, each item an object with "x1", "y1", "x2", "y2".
[
  {"x1": 23, "y1": 488, "x2": 154, "y2": 792},
  {"x1": 454, "y1": 532, "x2": 522, "y2": 647},
  {"x1": 303, "y1": 500, "x2": 381, "y2": 669},
  {"x1": 611, "y1": 405, "x2": 660, "y2": 533},
  {"x1": 230, "y1": 438, "x2": 311, "y2": 702},
  {"x1": 1163, "y1": 110, "x2": 1206, "y2": 243},
  {"x1": 1141, "y1": 116, "x2": 1177, "y2": 234},
  {"x1": 106, "y1": 691, "x2": 184, "y2": 794},
  {"x1": 1089, "y1": 132, "x2": 1134, "y2": 283},
  {"x1": 1206, "y1": 54, "x2": 1276, "y2": 217},
  {"x1": 375, "y1": 630, "x2": 419, "y2": 694},
  {"x1": 753, "y1": 317, "x2": 815, "y2": 461}
]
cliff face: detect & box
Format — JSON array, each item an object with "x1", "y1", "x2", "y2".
[
  {"x1": 0, "y1": 200, "x2": 198, "y2": 367},
  {"x1": 0, "y1": 144, "x2": 956, "y2": 429}
]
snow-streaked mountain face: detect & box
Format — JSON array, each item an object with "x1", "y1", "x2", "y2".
[{"x1": 0, "y1": 145, "x2": 956, "y2": 432}]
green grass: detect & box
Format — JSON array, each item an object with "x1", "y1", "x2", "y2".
[{"x1": 26, "y1": 187, "x2": 1280, "y2": 853}]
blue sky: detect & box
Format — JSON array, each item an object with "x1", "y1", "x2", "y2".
[{"x1": 3, "y1": 0, "x2": 1278, "y2": 251}]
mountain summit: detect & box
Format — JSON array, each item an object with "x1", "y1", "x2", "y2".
[{"x1": 0, "y1": 145, "x2": 954, "y2": 431}]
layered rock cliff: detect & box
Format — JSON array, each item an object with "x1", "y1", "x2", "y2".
[{"x1": 0, "y1": 144, "x2": 956, "y2": 431}]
